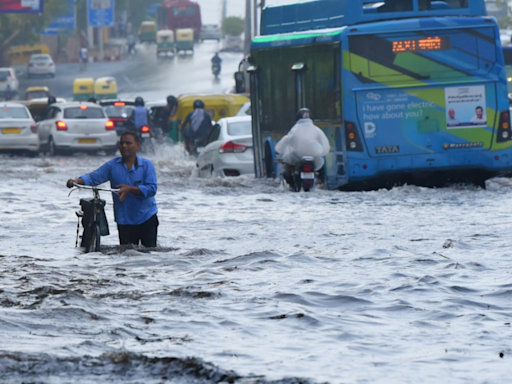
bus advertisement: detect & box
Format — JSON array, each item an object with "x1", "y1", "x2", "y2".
[
  {"x1": 248, "y1": 0, "x2": 512, "y2": 190},
  {"x1": 157, "y1": 0, "x2": 202, "y2": 41}
]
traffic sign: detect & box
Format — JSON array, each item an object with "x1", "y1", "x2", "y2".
[{"x1": 87, "y1": 0, "x2": 114, "y2": 28}]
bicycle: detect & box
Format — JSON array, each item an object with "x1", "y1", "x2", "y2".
[{"x1": 68, "y1": 183, "x2": 119, "y2": 253}]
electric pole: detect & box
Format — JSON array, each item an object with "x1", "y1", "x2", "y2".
[
  {"x1": 244, "y1": 0, "x2": 252, "y2": 55},
  {"x1": 222, "y1": 0, "x2": 227, "y2": 23},
  {"x1": 253, "y1": 0, "x2": 258, "y2": 38}
]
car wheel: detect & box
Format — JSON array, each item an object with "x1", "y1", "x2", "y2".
[{"x1": 105, "y1": 148, "x2": 117, "y2": 156}]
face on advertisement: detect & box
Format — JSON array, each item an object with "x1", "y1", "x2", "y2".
[
  {"x1": 475, "y1": 107, "x2": 483, "y2": 118},
  {"x1": 448, "y1": 109, "x2": 455, "y2": 118}
]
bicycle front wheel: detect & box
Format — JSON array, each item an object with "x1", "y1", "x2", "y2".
[{"x1": 85, "y1": 224, "x2": 101, "y2": 253}]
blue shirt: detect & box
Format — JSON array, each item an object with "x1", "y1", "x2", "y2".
[{"x1": 80, "y1": 156, "x2": 158, "y2": 225}]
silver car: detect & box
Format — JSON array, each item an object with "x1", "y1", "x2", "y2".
[
  {"x1": 200, "y1": 24, "x2": 222, "y2": 42},
  {"x1": 37, "y1": 102, "x2": 118, "y2": 156},
  {"x1": 0, "y1": 102, "x2": 38, "y2": 155},
  {"x1": 196, "y1": 116, "x2": 254, "y2": 177},
  {"x1": 27, "y1": 54, "x2": 56, "y2": 78}
]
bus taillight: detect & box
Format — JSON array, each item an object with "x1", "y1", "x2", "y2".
[
  {"x1": 497, "y1": 111, "x2": 512, "y2": 143},
  {"x1": 344, "y1": 121, "x2": 363, "y2": 152}
]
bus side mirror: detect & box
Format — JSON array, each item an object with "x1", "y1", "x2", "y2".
[{"x1": 234, "y1": 71, "x2": 245, "y2": 93}]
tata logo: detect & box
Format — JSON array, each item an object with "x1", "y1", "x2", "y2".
[
  {"x1": 366, "y1": 92, "x2": 381, "y2": 101},
  {"x1": 375, "y1": 146, "x2": 399, "y2": 154}
]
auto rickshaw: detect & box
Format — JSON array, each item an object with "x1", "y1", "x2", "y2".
[
  {"x1": 138, "y1": 21, "x2": 157, "y2": 44},
  {"x1": 94, "y1": 77, "x2": 118, "y2": 101},
  {"x1": 176, "y1": 28, "x2": 194, "y2": 54},
  {"x1": 156, "y1": 30, "x2": 175, "y2": 57},
  {"x1": 173, "y1": 93, "x2": 250, "y2": 142},
  {"x1": 15, "y1": 97, "x2": 66, "y2": 121},
  {"x1": 24, "y1": 86, "x2": 50, "y2": 100},
  {"x1": 73, "y1": 78, "x2": 95, "y2": 101}
]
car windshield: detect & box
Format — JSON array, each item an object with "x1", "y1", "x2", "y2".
[
  {"x1": 0, "y1": 70, "x2": 9, "y2": 79},
  {"x1": 228, "y1": 120, "x2": 252, "y2": 136},
  {"x1": 64, "y1": 107, "x2": 105, "y2": 119},
  {"x1": 0, "y1": 107, "x2": 30, "y2": 119},
  {"x1": 103, "y1": 105, "x2": 135, "y2": 118}
]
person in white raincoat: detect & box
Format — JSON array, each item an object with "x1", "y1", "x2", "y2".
[{"x1": 275, "y1": 108, "x2": 330, "y2": 185}]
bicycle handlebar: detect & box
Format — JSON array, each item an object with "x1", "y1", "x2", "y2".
[{"x1": 68, "y1": 183, "x2": 120, "y2": 197}]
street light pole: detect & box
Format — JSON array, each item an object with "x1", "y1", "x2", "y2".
[
  {"x1": 244, "y1": 0, "x2": 252, "y2": 55},
  {"x1": 253, "y1": 0, "x2": 258, "y2": 38}
]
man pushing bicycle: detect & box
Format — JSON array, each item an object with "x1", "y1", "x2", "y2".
[{"x1": 66, "y1": 131, "x2": 158, "y2": 248}]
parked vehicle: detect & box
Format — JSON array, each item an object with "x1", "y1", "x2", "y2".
[
  {"x1": 36, "y1": 101, "x2": 117, "y2": 156},
  {"x1": 157, "y1": 30, "x2": 175, "y2": 57},
  {"x1": 24, "y1": 86, "x2": 50, "y2": 100},
  {"x1": 138, "y1": 21, "x2": 157, "y2": 44},
  {"x1": 0, "y1": 101, "x2": 39, "y2": 156},
  {"x1": 99, "y1": 99, "x2": 136, "y2": 136},
  {"x1": 176, "y1": 28, "x2": 194, "y2": 54},
  {"x1": 200, "y1": 24, "x2": 222, "y2": 42},
  {"x1": 0, "y1": 67, "x2": 19, "y2": 101},
  {"x1": 95, "y1": 77, "x2": 118, "y2": 101},
  {"x1": 27, "y1": 54, "x2": 55, "y2": 78},
  {"x1": 73, "y1": 78, "x2": 95, "y2": 101},
  {"x1": 196, "y1": 116, "x2": 253, "y2": 177}
]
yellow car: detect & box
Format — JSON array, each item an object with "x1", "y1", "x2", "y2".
[{"x1": 24, "y1": 86, "x2": 50, "y2": 100}]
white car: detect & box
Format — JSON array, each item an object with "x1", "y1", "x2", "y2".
[
  {"x1": 200, "y1": 24, "x2": 222, "y2": 42},
  {"x1": 36, "y1": 102, "x2": 118, "y2": 156},
  {"x1": 0, "y1": 67, "x2": 19, "y2": 100},
  {"x1": 236, "y1": 101, "x2": 251, "y2": 116},
  {"x1": 196, "y1": 116, "x2": 254, "y2": 177},
  {"x1": 27, "y1": 54, "x2": 56, "y2": 78},
  {"x1": 0, "y1": 102, "x2": 38, "y2": 155}
]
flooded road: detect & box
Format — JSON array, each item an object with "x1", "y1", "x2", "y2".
[{"x1": 1, "y1": 147, "x2": 511, "y2": 383}]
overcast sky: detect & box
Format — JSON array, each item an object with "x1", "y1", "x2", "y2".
[{"x1": 196, "y1": 0, "x2": 299, "y2": 24}]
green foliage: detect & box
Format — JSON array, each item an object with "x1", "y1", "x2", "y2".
[
  {"x1": 0, "y1": 0, "x2": 67, "y2": 47},
  {"x1": 222, "y1": 17, "x2": 244, "y2": 37}
]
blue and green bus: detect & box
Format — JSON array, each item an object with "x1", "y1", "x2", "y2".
[{"x1": 247, "y1": 0, "x2": 512, "y2": 190}]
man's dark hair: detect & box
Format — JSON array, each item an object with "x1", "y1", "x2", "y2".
[
  {"x1": 476, "y1": 106, "x2": 483, "y2": 111},
  {"x1": 120, "y1": 130, "x2": 141, "y2": 143}
]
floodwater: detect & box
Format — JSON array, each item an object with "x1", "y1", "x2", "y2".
[{"x1": 1, "y1": 145, "x2": 511, "y2": 383}]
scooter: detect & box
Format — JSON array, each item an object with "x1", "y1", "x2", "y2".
[
  {"x1": 289, "y1": 156, "x2": 316, "y2": 192},
  {"x1": 212, "y1": 63, "x2": 221, "y2": 79}
]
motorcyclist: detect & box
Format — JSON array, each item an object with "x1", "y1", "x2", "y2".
[
  {"x1": 211, "y1": 52, "x2": 222, "y2": 75},
  {"x1": 128, "y1": 96, "x2": 151, "y2": 133},
  {"x1": 211, "y1": 52, "x2": 222, "y2": 66},
  {"x1": 157, "y1": 95, "x2": 178, "y2": 134},
  {"x1": 180, "y1": 99, "x2": 212, "y2": 155},
  {"x1": 275, "y1": 108, "x2": 330, "y2": 187}
]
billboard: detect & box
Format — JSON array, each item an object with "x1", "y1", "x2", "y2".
[
  {"x1": 42, "y1": 0, "x2": 75, "y2": 35},
  {"x1": 0, "y1": 0, "x2": 44, "y2": 13},
  {"x1": 87, "y1": 0, "x2": 114, "y2": 27}
]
